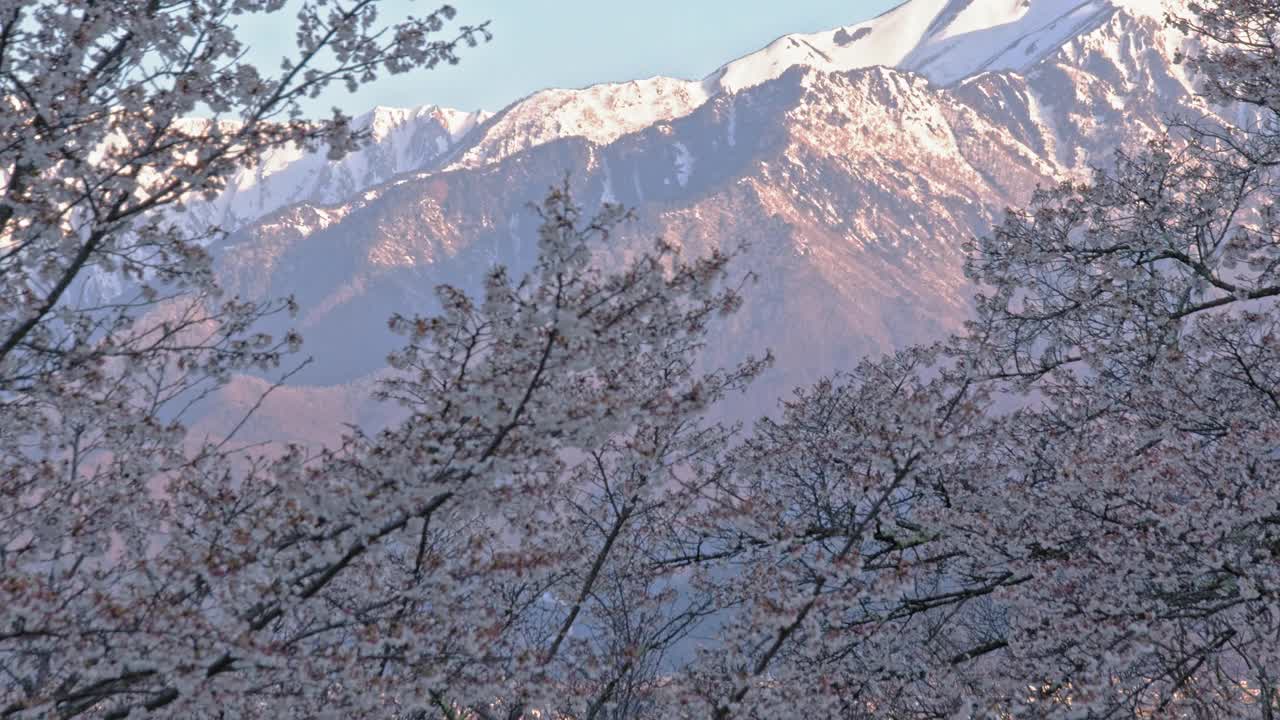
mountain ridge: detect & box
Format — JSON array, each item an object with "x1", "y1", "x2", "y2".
[
  {"x1": 192, "y1": 0, "x2": 1209, "y2": 442},
  {"x1": 190, "y1": 0, "x2": 1180, "y2": 238}
]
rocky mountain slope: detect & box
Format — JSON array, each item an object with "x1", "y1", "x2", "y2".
[{"x1": 193, "y1": 0, "x2": 1213, "y2": 440}]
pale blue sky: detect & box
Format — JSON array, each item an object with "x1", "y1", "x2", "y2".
[{"x1": 240, "y1": 1, "x2": 902, "y2": 114}]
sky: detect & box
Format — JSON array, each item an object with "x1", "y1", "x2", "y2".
[{"x1": 239, "y1": 1, "x2": 903, "y2": 115}]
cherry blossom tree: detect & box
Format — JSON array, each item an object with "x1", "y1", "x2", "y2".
[
  {"x1": 0, "y1": 2, "x2": 773, "y2": 716},
  {"x1": 8, "y1": 0, "x2": 1280, "y2": 718},
  {"x1": 2, "y1": 156, "x2": 768, "y2": 717},
  {"x1": 225, "y1": 189, "x2": 767, "y2": 719},
  {"x1": 672, "y1": 1, "x2": 1280, "y2": 717},
  {"x1": 675, "y1": 347, "x2": 1009, "y2": 719},
  {"x1": 0, "y1": 1, "x2": 489, "y2": 716},
  {"x1": 945, "y1": 1, "x2": 1280, "y2": 711}
]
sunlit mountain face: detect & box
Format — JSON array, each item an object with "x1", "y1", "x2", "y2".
[{"x1": 188, "y1": 0, "x2": 1212, "y2": 443}]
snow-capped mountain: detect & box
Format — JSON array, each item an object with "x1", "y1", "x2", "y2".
[
  {"x1": 189, "y1": 0, "x2": 1179, "y2": 234},
  {"x1": 435, "y1": 0, "x2": 1178, "y2": 171},
  {"x1": 713, "y1": 0, "x2": 1169, "y2": 91},
  {"x1": 185, "y1": 104, "x2": 490, "y2": 235},
  {"x1": 445, "y1": 77, "x2": 711, "y2": 170},
  {"x1": 195, "y1": 0, "x2": 1212, "y2": 442}
]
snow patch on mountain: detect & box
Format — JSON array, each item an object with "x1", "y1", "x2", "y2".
[
  {"x1": 726, "y1": 97, "x2": 738, "y2": 147},
  {"x1": 600, "y1": 158, "x2": 618, "y2": 205},
  {"x1": 673, "y1": 142, "x2": 694, "y2": 187}
]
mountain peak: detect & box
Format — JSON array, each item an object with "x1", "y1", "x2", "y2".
[
  {"x1": 355, "y1": 104, "x2": 490, "y2": 144},
  {"x1": 711, "y1": 0, "x2": 1170, "y2": 93},
  {"x1": 444, "y1": 76, "x2": 711, "y2": 170}
]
